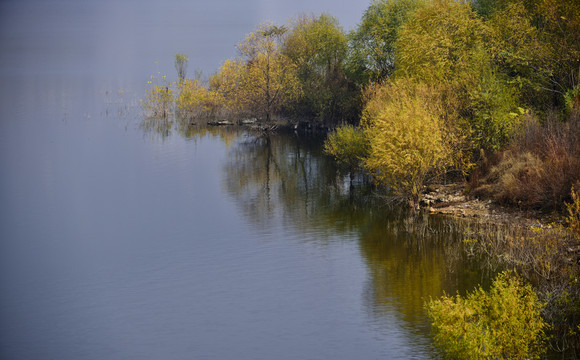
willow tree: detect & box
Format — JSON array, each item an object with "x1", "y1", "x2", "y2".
[
  {"x1": 472, "y1": 0, "x2": 580, "y2": 109},
  {"x1": 237, "y1": 23, "x2": 302, "y2": 122}
]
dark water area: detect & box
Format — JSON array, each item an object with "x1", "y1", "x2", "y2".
[{"x1": 0, "y1": 1, "x2": 494, "y2": 359}]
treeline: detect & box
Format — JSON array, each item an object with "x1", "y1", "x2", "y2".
[
  {"x1": 145, "y1": 0, "x2": 579, "y2": 211},
  {"x1": 324, "y1": 0, "x2": 580, "y2": 209},
  {"x1": 145, "y1": 14, "x2": 360, "y2": 125}
]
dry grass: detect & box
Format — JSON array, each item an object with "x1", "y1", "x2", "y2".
[{"x1": 473, "y1": 111, "x2": 580, "y2": 211}]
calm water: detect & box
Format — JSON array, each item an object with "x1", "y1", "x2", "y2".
[{"x1": 1, "y1": 1, "x2": 487, "y2": 359}]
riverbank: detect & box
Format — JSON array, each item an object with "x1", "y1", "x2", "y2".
[
  {"x1": 424, "y1": 182, "x2": 580, "y2": 355},
  {"x1": 423, "y1": 183, "x2": 554, "y2": 223}
]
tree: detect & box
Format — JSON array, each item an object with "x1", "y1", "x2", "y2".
[
  {"x1": 347, "y1": 0, "x2": 425, "y2": 85},
  {"x1": 363, "y1": 78, "x2": 451, "y2": 205},
  {"x1": 395, "y1": 0, "x2": 522, "y2": 153},
  {"x1": 482, "y1": 1, "x2": 552, "y2": 110},
  {"x1": 209, "y1": 59, "x2": 248, "y2": 115},
  {"x1": 284, "y1": 14, "x2": 354, "y2": 122},
  {"x1": 237, "y1": 23, "x2": 302, "y2": 122},
  {"x1": 174, "y1": 53, "x2": 189, "y2": 82},
  {"x1": 427, "y1": 272, "x2": 547, "y2": 359},
  {"x1": 471, "y1": 0, "x2": 580, "y2": 110},
  {"x1": 175, "y1": 79, "x2": 222, "y2": 119}
]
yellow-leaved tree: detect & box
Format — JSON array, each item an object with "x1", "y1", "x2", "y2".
[
  {"x1": 363, "y1": 78, "x2": 451, "y2": 205},
  {"x1": 209, "y1": 59, "x2": 248, "y2": 116},
  {"x1": 236, "y1": 23, "x2": 302, "y2": 122},
  {"x1": 176, "y1": 79, "x2": 223, "y2": 119}
]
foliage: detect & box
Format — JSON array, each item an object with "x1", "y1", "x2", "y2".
[
  {"x1": 236, "y1": 23, "x2": 302, "y2": 122},
  {"x1": 395, "y1": 0, "x2": 484, "y2": 84},
  {"x1": 483, "y1": 1, "x2": 551, "y2": 109},
  {"x1": 347, "y1": 0, "x2": 425, "y2": 84},
  {"x1": 176, "y1": 79, "x2": 222, "y2": 119},
  {"x1": 324, "y1": 125, "x2": 369, "y2": 172},
  {"x1": 363, "y1": 78, "x2": 451, "y2": 204},
  {"x1": 532, "y1": 0, "x2": 580, "y2": 101},
  {"x1": 566, "y1": 185, "x2": 580, "y2": 234},
  {"x1": 175, "y1": 53, "x2": 189, "y2": 81},
  {"x1": 395, "y1": 0, "x2": 522, "y2": 154},
  {"x1": 143, "y1": 74, "x2": 173, "y2": 119},
  {"x1": 474, "y1": 0, "x2": 580, "y2": 108},
  {"x1": 460, "y1": 218, "x2": 580, "y2": 354},
  {"x1": 565, "y1": 84, "x2": 580, "y2": 115},
  {"x1": 427, "y1": 271, "x2": 548, "y2": 360},
  {"x1": 209, "y1": 59, "x2": 248, "y2": 115},
  {"x1": 284, "y1": 14, "x2": 355, "y2": 122}
]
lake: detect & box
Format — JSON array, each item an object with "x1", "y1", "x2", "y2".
[{"x1": 0, "y1": 1, "x2": 488, "y2": 359}]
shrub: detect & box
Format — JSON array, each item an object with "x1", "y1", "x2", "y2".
[
  {"x1": 427, "y1": 271, "x2": 548, "y2": 360},
  {"x1": 143, "y1": 75, "x2": 174, "y2": 119},
  {"x1": 460, "y1": 219, "x2": 580, "y2": 354},
  {"x1": 474, "y1": 111, "x2": 580, "y2": 210},
  {"x1": 324, "y1": 125, "x2": 369, "y2": 174},
  {"x1": 566, "y1": 185, "x2": 580, "y2": 234}
]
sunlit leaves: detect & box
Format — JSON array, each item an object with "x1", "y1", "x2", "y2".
[
  {"x1": 363, "y1": 78, "x2": 451, "y2": 203},
  {"x1": 209, "y1": 59, "x2": 248, "y2": 114},
  {"x1": 176, "y1": 79, "x2": 222, "y2": 119},
  {"x1": 324, "y1": 125, "x2": 369, "y2": 172},
  {"x1": 427, "y1": 271, "x2": 548, "y2": 359}
]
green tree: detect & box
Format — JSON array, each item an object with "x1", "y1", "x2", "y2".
[
  {"x1": 395, "y1": 0, "x2": 522, "y2": 153},
  {"x1": 427, "y1": 271, "x2": 548, "y2": 360},
  {"x1": 284, "y1": 14, "x2": 355, "y2": 122},
  {"x1": 347, "y1": 0, "x2": 425, "y2": 84},
  {"x1": 472, "y1": 0, "x2": 580, "y2": 110},
  {"x1": 483, "y1": 1, "x2": 552, "y2": 110}
]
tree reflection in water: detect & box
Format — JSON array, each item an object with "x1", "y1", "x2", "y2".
[
  {"x1": 140, "y1": 121, "x2": 493, "y2": 351},
  {"x1": 221, "y1": 129, "x2": 490, "y2": 342}
]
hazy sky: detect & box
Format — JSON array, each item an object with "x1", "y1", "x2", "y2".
[{"x1": 0, "y1": 0, "x2": 370, "y2": 79}]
